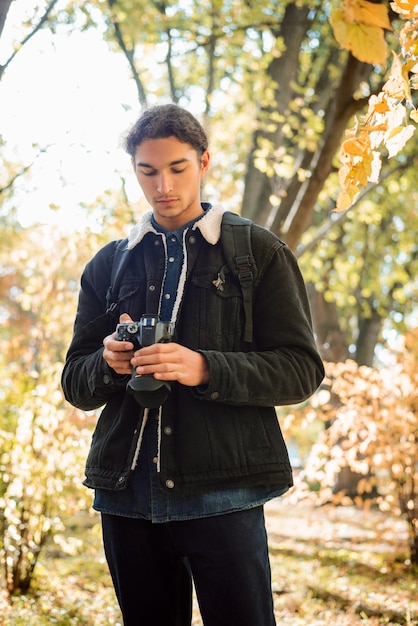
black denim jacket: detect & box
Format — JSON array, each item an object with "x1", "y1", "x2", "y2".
[{"x1": 61, "y1": 204, "x2": 324, "y2": 495}]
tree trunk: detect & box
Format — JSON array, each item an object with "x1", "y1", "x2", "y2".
[
  {"x1": 281, "y1": 54, "x2": 371, "y2": 250},
  {"x1": 306, "y1": 282, "x2": 349, "y2": 362},
  {"x1": 356, "y1": 311, "x2": 383, "y2": 366},
  {"x1": 241, "y1": 2, "x2": 311, "y2": 223}
]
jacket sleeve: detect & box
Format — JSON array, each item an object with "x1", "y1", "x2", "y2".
[
  {"x1": 61, "y1": 242, "x2": 129, "y2": 411},
  {"x1": 197, "y1": 237, "x2": 324, "y2": 407}
]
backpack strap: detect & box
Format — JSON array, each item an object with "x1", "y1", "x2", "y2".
[
  {"x1": 221, "y1": 212, "x2": 257, "y2": 343},
  {"x1": 105, "y1": 238, "x2": 130, "y2": 314}
]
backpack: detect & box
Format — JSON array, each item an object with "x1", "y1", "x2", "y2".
[{"x1": 106, "y1": 211, "x2": 257, "y2": 343}]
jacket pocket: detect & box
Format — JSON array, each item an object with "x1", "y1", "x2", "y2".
[
  {"x1": 188, "y1": 265, "x2": 243, "y2": 348},
  {"x1": 116, "y1": 280, "x2": 146, "y2": 318},
  {"x1": 86, "y1": 393, "x2": 142, "y2": 472}
]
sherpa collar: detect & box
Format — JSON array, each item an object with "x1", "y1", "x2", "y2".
[{"x1": 127, "y1": 203, "x2": 227, "y2": 250}]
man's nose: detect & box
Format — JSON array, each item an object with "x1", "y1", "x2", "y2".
[{"x1": 157, "y1": 173, "x2": 173, "y2": 194}]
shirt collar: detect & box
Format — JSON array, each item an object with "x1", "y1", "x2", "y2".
[{"x1": 127, "y1": 202, "x2": 227, "y2": 250}]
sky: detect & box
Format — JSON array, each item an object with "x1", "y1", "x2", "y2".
[{"x1": 0, "y1": 2, "x2": 142, "y2": 228}]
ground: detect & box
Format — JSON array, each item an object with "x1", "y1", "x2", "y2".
[{"x1": 1, "y1": 500, "x2": 417, "y2": 625}]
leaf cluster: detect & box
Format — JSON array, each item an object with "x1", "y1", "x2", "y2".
[
  {"x1": 336, "y1": 0, "x2": 418, "y2": 211},
  {"x1": 286, "y1": 331, "x2": 418, "y2": 563}
]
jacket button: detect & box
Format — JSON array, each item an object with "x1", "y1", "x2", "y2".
[
  {"x1": 103, "y1": 374, "x2": 111, "y2": 384},
  {"x1": 149, "y1": 285, "x2": 156, "y2": 291},
  {"x1": 166, "y1": 479, "x2": 175, "y2": 489},
  {"x1": 210, "y1": 391, "x2": 219, "y2": 400},
  {"x1": 153, "y1": 456, "x2": 158, "y2": 464},
  {"x1": 189, "y1": 236, "x2": 196, "y2": 244},
  {"x1": 164, "y1": 426, "x2": 173, "y2": 435}
]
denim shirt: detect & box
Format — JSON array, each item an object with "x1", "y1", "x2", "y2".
[{"x1": 94, "y1": 207, "x2": 287, "y2": 522}]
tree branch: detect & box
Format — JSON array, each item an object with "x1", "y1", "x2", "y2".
[
  {"x1": 0, "y1": 0, "x2": 13, "y2": 41},
  {"x1": 0, "y1": 145, "x2": 52, "y2": 196},
  {"x1": 106, "y1": 0, "x2": 147, "y2": 106},
  {"x1": 296, "y1": 157, "x2": 415, "y2": 259},
  {"x1": 0, "y1": 0, "x2": 59, "y2": 82}
]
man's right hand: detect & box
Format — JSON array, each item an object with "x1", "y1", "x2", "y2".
[{"x1": 102, "y1": 313, "x2": 135, "y2": 375}]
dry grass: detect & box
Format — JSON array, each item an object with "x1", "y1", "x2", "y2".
[{"x1": 1, "y1": 500, "x2": 417, "y2": 625}]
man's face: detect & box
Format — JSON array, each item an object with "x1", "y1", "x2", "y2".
[{"x1": 132, "y1": 136, "x2": 210, "y2": 231}]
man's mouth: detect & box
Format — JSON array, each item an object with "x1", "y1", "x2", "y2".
[{"x1": 156, "y1": 197, "x2": 178, "y2": 205}]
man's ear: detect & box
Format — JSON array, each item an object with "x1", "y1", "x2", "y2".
[{"x1": 200, "y1": 150, "x2": 210, "y2": 177}]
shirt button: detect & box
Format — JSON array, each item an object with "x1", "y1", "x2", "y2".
[
  {"x1": 154, "y1": 239, "x2": 160, "y2": 246},
  {"x1": 168, "y1": 256, "x2": 175, "y2": 262},
  {"x1": 171, "y1": 236, "x2": 176, "y2": 242},
  {"x1": 210, "y1": 391, "x2": 220, "y2": 400},
  {"x1": 166, "y1": 479, "x2": 175, "y2": 489},
  {"x1": 164, "y1": 293, "x2": 171, "y2": 300},
  {"x1": 164, "y1": 426, "x2": 173, "y2": 435},
  {"x1": 189, "y1": 236, "x2": 196, "y2": 244},
  {"x1": 153, "y1": 456, "x2": 158, "y2": 464},
  {"x1": 149, "y1": 285, "x2": 156, "y2": 291},
  {"x1": 103, "y1": 374, "x2": 111, "y2": 384}
]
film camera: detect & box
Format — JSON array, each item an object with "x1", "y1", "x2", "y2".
[{"x1": 115, "y1": 314, "x2": 174, "y2": 408}]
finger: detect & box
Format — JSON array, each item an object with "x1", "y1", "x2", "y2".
[
  {"x1": 104, "y1": 335, "x2": 135, "y2": 352},
  {"x1": 119, "y1": 312, "x2": 133, "y2": 323}
]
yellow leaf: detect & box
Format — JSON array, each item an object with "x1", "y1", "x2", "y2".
[
  {"x1": 347, "y1": 22, "x2": 389, "y2": 65},
  {"x1": 341, "y1": 137, "x2": 368, "y2": 156},
  {"x1": 345, "y1": 0, "x2": 393, "y2": 30},
  {"x1": 410, "y1": 109, "x2": 418, "y2": 122},
  {"x1": 385, "y1": 124, "x2": 415, "y2": 157},
  {"x1": 331, "y1": 8, "x2": 389, "y2": 66},
  {"x1": 330, "y1": 8, "x2": 350, "y2": 48},
  {"x1": 383, "y1": 52, "x2": 413, "y2": 101},
  {"x1": 335, "y1": 187, "x2": 360, "y2": 212}
]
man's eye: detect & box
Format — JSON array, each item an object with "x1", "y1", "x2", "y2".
[
  {"x1": 172, "y1": 168, "x2": 185, "y2": 174},
  {"x1": 141, "y1": 170, "x2": 156, "y2": 177}
]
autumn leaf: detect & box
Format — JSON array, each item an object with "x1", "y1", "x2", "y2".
[
  {"x1": 345, "y1": 0, "x2": 394, "y2": 30},
  {"x1": 385, "y1": 124, "x2": 416, "y2": 156},
  {"x1": 330, "y1": 6, "x2": 391, "y2": 65},
  {"x1": 390, "y1": 0, "x2": 418, "y2": 18},
  {"x1": 336, "y1": 181, "x2": 360, "y2": 211},
  {"x1": 367, "y1": 94, "x2": 390, "y2": 115},
  {"x1": 383, "y1": 52, "x2": 413, "y2": 102},
  {"x1": 335, "y1": 0, "x2": 417, "y2": 211}
]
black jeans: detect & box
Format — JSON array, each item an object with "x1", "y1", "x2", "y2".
[{"x1": 101, "y1": 506, "x2": 276, "y2": 626}]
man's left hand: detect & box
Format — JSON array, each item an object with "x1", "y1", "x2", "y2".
[{"x1": 131, "y1": 343, "x2": 210, "y2": 387}]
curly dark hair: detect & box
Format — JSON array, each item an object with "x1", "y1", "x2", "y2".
[{"x1": 124, "y1": 104, "x2": 209, "y2": 157}]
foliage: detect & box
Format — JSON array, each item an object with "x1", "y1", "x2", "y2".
[
  {"x1": 336, "y1": 0, "x2": 418, "y2": 210},
  {"x1": 0, "y1": 224, "x2": 108, "y2": 595},
  {"x1": 0, "y1": 376, "x2": 91, "y2": 594},
  {"x1": 286, "y1": 331, "x2": 418, "y2": 564},
  {"x1": 0, "y1": 0, "x2": 417, "y2": 598},
  {"x1": 298, "y1": 155, "x2": 418, "y2": 364},
  {"x1": 1, "y1": 0, "x2": 417, "y2": 364}
]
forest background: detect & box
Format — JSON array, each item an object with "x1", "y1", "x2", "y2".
[{"x1": 0, "y1": 0, "x2": 417, "y2": 623}]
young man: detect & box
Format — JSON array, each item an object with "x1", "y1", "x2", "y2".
[{"x1": 62, "y1": 104, "x2": 324, "y2": 626}]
